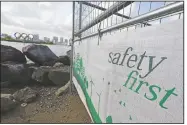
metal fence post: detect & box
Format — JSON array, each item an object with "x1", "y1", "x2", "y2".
[
  {"x1": 78, "y1": 2, "x2": 82, "y2": 42},
  {"x1": 79, "y1": 2, "x2": 82, "y2": 31},
  {"x1": 70, "y1": 1, "x2": 75, "y2": 93}
]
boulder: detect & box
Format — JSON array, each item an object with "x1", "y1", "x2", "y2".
[
  {"x1": 32, "y1": 66, "x2": 54, "y2": 85},
  {"x1": 22, "y1": 44, "x2": 59, "y2": 66},
  {"x1": 42, "y1": 60, "x2": 57, "y2": 66},
  {"x1": 66, "y1": 50, "x2": 71, "y2": 58},
  {"x1": 32, "y1": 66, "x2": 70, "y2": 86},
  {"x1": 57, "y1": 56, "x2": 70, "y2": 66},
  {"x1": 1, "y1": 61, "x2": 21, "y2": 65},
  {"x1": 12, "y1": 87, "x2": 37, "y2": 103},
  {"x1": 0, "y1": 63, "x2": 39, "y2": 88},
  {"x1": 53, "y1": 62, "x2": 64, "y2": 68},
  {"x1": 1, "y1": 81, "x2": 12, "y2": 88},
  {"x1": 26, "y1": 62, "x2": 40, "y2": 67},
  {"x1": 27, "y1": 66, "x2": 38, "y2": 78},
  {"x1": 1, "y1": 94, "x2": 13, "y2": 99},
  {"x1": 0, "y1": 63, "x2": 30, "y2": 88},
  {"x1": 1, "y1": 95, "x2": 18, "y2": 113},
  {"x1": 48, "y1": 66, "x2": 70, "y2": 86},
  {"x1": 1, "y1": 45, "x2": 27, "y2": 63}
]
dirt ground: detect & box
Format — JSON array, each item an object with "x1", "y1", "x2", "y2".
[{"x1": 1, "y1": 85, "x2": 92, "y2": 123}]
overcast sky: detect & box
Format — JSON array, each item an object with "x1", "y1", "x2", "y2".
[{"x1": 1, "y1": 2, "x2": 72, "y2": 40}]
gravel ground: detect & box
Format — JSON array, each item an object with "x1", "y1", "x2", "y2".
[{"x1": 1, "y1": 85, "x2": 92, "y2": 123}]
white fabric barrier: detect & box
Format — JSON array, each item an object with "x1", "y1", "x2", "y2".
[{"x1": 73, "y1": 19, "x2": 183, "y2": 123}]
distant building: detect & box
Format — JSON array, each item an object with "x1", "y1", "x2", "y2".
[
  {"x1": 69, "y1": 38, "x2": 72, "y2": 46},
  {"x1": 1, "y1": 33, "x2": 8, "y2": 39},
  {"x1": 44, "y1": 37, "x2": 47, "y2": 41},
  {"x1": 33, "y1": 34, "x2": 39, "y2": 42},
  {"x1": 1, "y1": 33, "x2": 13, "y2": 40},
  {"x1": 40, "y1": 40, "x2": 45, "y2": 42},
  {"x1": 44, "y1": 37, "x2": 50, "y2": 42},
  {"x1": 48, "y1": 38, "x2": 50, "y2": 42},
  {"x1": 60, "y1": 37, "x2": 63, "y2": 43},
  {"x1": 53, "y1": 36, "x2": 58, "y2": 44},
  {"x1": 64, "y1": 39, "x2": 68, "y2": 45}
]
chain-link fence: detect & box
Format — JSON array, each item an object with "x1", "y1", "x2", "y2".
[{"x1": 73, "y1": 1, "x2": 183, "y2": 42}]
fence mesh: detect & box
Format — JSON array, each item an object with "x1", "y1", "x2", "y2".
[{"x1": 73, "y1": 1, "x2": 183, "y2": 41}]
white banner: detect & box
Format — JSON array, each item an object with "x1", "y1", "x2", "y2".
[{"x1": 73, "y1": 19, "x2": 183, "y2": 123}]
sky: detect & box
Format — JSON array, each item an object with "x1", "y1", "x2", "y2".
[
  {"x1": 1, "y1": 2, "x2": 181, "y2": 41},
  {"x1": 1, "y1": 2, "x2": 72, "y2": 40}
]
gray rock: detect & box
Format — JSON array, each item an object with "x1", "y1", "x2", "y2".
[
  {"x1": 57, "y1": 56, "x2": 70, "y2": 66},
  {"x1": 1, "y1": 95, "x2": 18, "y2": 113},
  {"x1": 1, "y1": 45, "x2": 27, "y2": 63},
  {"x1": 21, "y1": 103, "x2": 27, "y2": 107},
  {"x1": 0, "y1": 63, "x2": 39, "y2": 88},
  {"x1": 1, "y1": 94, "x2": 14, "y2": 100},
  {"x1": 53, "y1": 62, "x2": 64, "y2": 68},
  {"x1": 22, "y1": 44, "x2": 58, "y2": 66},
  {"x1": 26, "y1": 63, "x2": 40, "y2": 67},
  {"x1": 1, "y1": 81, "x2": 12, "y2": 88},
  {"x1": 13, "y1": 87, "x2": 37, "y2": 103},
  {"x1": 40, "y1": 66, "x2": 51, "y2": 68},
  {"x1": 32, "y1": 66, "x2": 70, "y2": 86},
  {"x1": 42, "y1": 60, "x2": 57, "y2": 66},
  {"x1": 48, "y1": 66, "x2": 70, "y2": 86},
  {"x1": 32, "y1": 66, "x2": 54, "y2": 85},
  {"x1": 28, "y1": 66, "x2": 38, "y2": 78},
  {"x1": 0, "y1": 63, "x2": 30, "y2": 87},
  {"x1": 1, "y1": 61, "x2": 21, "y2": 65},
  {"x1": 66, "y1": 50, "x2": 71, "y2": 58}
]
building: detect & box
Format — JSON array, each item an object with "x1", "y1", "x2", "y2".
[
  {"x1": 60, "y1": 37, "x2": 63, "y2": 43},
  {"x1": 47, "y1": 38, "x2": 50, "y2": 42},
  {"x1": 1, "y1": 33, "x2": 8, "y2": 39},
  {"x1": 44, "y1": 37, "x2": 50, "y2": 42},
  {"x1": 53, "y1": 36, "x2": 58, "y2": 44},
  {"x1": 1, "y1": 33, "x2": 13, "y2": 40},
  {"x1": 64, "y1": 39, "x2": 68, "y2": 45},
  {"x1": 44, "y1": 37, "x2": 48, "y2": 41},
  {"x1": 33, "y1": 34, "x2": 39, "y2": 42},
  {"x1": 69, "y1": 38, "x2": 72, "y2": 46}
]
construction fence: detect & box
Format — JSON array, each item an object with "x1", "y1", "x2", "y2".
[{"x1": 71, "y1": 1, "x2": 184, "y2": 123}]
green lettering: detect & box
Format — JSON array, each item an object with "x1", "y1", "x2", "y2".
[
  {"x1": 106, "y1": 116, "x2": 113, "y2": 123},
  {"x1": 124, "y1": 71, "x2": 139, "y2": 91},
  {"x1": 144, "y1": 85, "x2": 161, "y2": 101},
  {"x1": 159, "y1": 87, "x2": 178, "y2": 109},
  {"x1": 134, "y1": 80, "x2": 149, "y2": 94}
]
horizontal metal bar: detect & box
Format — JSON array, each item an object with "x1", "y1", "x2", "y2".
[
  {"x1": 74, "y1": 2, "x2": 183, "y2": 42},
  {"x1": 82, "y1": 2, "x2": 151, "y2": 26},
  {"x1": 82, "y1": 2, "x2": 131, "y2": 19},
  {"x1": 74, "y1": 2, "x2": 132, "y2": 37}
]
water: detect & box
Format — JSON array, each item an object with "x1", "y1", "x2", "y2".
[{"x1": 1, "y1": 41, "x2": 71, "y2": 63}]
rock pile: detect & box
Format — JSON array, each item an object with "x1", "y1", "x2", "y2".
[{"x1": 1, "y1": 44, "x2": 71, "y2": 114}]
